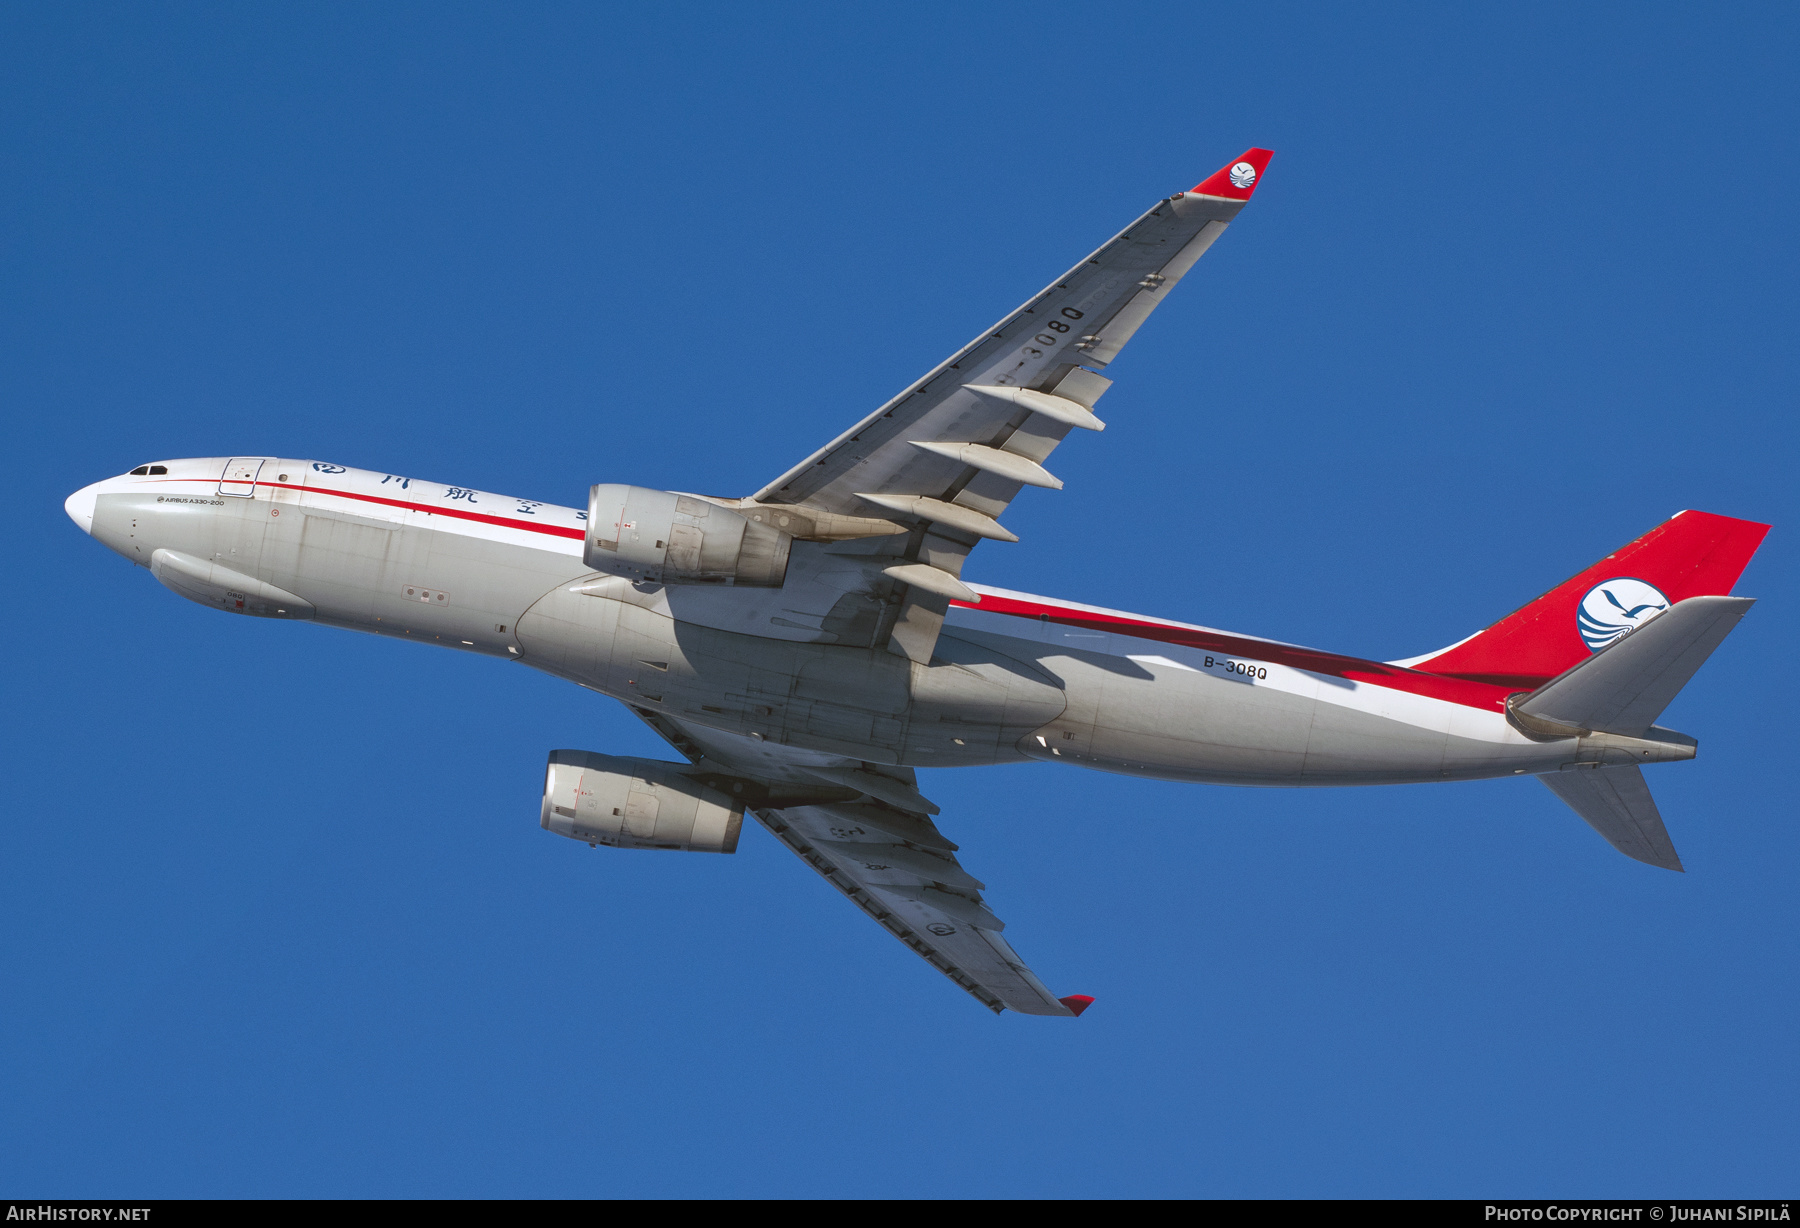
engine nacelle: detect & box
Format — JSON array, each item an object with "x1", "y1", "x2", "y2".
[
  {"x1": 585, "y1": 484, "x2": 790, "y2": 587},
  {"x1": 540, "y1": 750, "x2": 744, "y2": 852}
]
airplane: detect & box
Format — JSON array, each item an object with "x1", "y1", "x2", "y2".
[{"x1": 64, "y1": 148, "x2": 1770, "y2": 1017}]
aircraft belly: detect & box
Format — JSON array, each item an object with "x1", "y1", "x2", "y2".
[
  {"x1": 1015, "y1": 646, "x2": 1317, "y2": 783},
  {"x1": 514, "y1": 572, "x2": 625, "y2": 681},
  {"x1": 954, "y1": 625, "x2": 1559, "y2": 786},
  {"x1": 1293, "y1": 700, "x2": 1452, "y2": 783},
  {"x1": 277, "y1": 518, "x2": 570, "y2": 655},
  {"x1": 113, "y1": 491, "x2": 585, "y2": 658},
  {"x1": 115, "y1": 492, "x2": 1578, "y2": 787},
  {"x1": 907, "y1": 631, "x2": 1067, "y2": 764},
  {"x1": 514, "y1": 590, "x2": 1064, "y2": 767},
  {"x1": 165, "y1": 498, "x2": 1571, "y2": 787},
  {"x1": 292, "y1": 511, "x2": 413, "y2": 623}
]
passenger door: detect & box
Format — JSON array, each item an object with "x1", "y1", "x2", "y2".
[{"x1": 217, "y1": 458, "x2": 265, "y2": 497}]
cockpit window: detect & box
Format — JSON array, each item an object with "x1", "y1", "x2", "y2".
[
  {"x1": 129, "y1": 465, "x2": 168, "y2": 476},
  {"x1": 149, "y1": 465, "x2": 167, "y2": 475},
  {"x1": 130, "y1": 466, "x2": 149, "y2": 475}
]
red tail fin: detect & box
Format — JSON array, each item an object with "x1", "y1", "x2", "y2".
[{"x1": 1404, "y1": 511, "x2": 1769, "y2": 689}]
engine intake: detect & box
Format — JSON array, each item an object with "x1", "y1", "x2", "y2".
[
  {"x1": 586, "y1": 484, "x2": 790, "y2": 586},
  {"x1": 540, "y1": 750, "x2": 744, "y2": 852}
]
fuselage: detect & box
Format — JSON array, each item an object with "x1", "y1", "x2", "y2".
[{"x1": 66, "y1": 456, "x2": 1671, "y2": 786}]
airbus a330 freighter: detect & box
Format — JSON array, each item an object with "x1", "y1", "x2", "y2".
[{"x1": 66, "y1": 149, "x2": 1770, "y2": 1016}]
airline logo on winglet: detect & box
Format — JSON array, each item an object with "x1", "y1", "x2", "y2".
[{"x1": 1191, "y1": 148, "x2": 1274, "y2": 200}]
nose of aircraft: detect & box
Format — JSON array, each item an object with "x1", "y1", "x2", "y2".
[{"x1": 64, "y1": 481, "x2": 101, "y2": 535}]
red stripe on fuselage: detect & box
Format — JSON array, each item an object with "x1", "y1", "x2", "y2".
[
  {"x1": 952, "y1": 592, "x2": 1517, "y2": 712},
  {"x1": 174, "y1": 478, "x2": 586, "y2": 541}
]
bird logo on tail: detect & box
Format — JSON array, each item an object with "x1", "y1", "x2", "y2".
[{"x1": 1577, "y1": 578, "x2": 1669, "y2": 651}]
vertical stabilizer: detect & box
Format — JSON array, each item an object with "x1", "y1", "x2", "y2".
[
  {"x1": 1404, "y1": 511, "x2": 1768, "y2": 689},
  {"x1": 1540, "y1": 766, "x2": 1683, "y2": 871}
]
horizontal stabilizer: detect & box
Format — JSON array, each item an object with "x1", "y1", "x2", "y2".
[
  {"x1": 1515, "y1": 596, "x2": 1754, "y2": 737},
  {"x1": 1540, "y1": 766, "x2": 1683, "y2": 871}
]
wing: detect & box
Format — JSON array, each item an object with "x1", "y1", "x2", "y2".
[
  {"x1": 750, "y1": 149, "x2": 1273, "y2": 663},
  {"x1": 630, "y1": 705, "x2": 1086, "y2": 1016}
]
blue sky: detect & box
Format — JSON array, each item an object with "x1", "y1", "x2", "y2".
[{"x1": 4, "y1": 2, "x2": 1796, "y2": 1198}]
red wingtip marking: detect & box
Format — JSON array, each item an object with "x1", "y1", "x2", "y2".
[
  {"x1": 1059, "y1": 994, "x2": 1096, "y2": 1017},
  {"x1": 1190, "y1": 148, "x2": 1274, "y2": 200}
]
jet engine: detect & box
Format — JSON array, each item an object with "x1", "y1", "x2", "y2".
[
  {"x1": 540, "y1": 749, "x2": 744, "y2": 852},
  {"x1": 585, "y1": 484, "x2": 790, "y2": 586}
]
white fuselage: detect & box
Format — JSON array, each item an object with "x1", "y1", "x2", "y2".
[{"x1": 67, "y1": 457, "x2": 1660, "y2": 786}]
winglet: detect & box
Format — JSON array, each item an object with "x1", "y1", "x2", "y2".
[
  {"x1": 1190, "y1": 148, "x2": 1274, "y2": 200},
  {"x1": 1058, "y1": 994, "x2": 1096, "y2": 1017}
]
